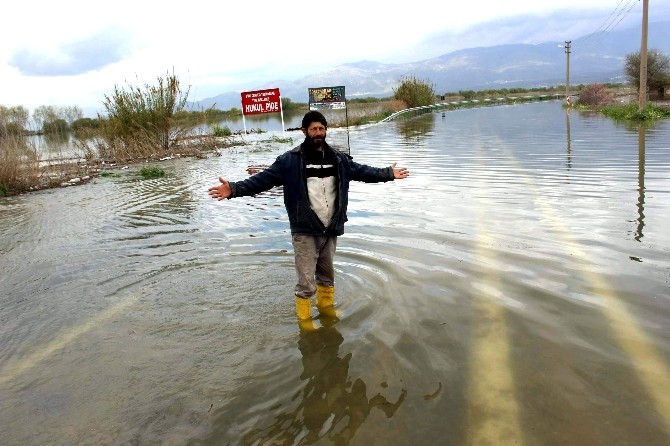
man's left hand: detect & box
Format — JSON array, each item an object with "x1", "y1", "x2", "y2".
[{"x1": 391, "y1": 162, "x2": 409, "y2": 179}]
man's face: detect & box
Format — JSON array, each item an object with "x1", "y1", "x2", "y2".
[{"x1": 302, "y1": 122, "x2": 327, "y2": 147}]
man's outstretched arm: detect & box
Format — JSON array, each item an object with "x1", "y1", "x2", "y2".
[
  {"x1": 208, "y1": 177, "x2": 232, "y2": 200},
  {"x1": 391, "y1": 162, "x2": 409, "y2": 179}
]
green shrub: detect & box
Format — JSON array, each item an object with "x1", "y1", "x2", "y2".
[
  {"x1": 212, "y1": 124, "x2": 232, "y2": 137},
  {"x1": 100, "y1": 72, "x2": 190, "y2": 160},
  {"x1": 601, "y1": 103, "x2": 670, "y2": 121},
  {"x1": 139, "y1": 166, "x2": 166, "y2": 178},
  {"x1": 393, "y1": 76, "x2": 436, "y2": 108}
]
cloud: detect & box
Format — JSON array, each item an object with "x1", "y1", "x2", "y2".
[
  {"x1": 9, "y1": 27, "x2": 132, "y2": 76},
  {"x1": 396, "y1": 7, "x2": 649, "y2": 63},
  {"x1": 3, "y1": 0, "x2": 669, "y2": 111}
]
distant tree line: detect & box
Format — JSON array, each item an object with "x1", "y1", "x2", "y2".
[{"x1": 0, "y1": 104, "x2": 98, "y2": 136}]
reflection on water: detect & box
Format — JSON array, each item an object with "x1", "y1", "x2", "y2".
[
  {"x1": 397, "y1": 113, "x2": 435, "y2": 141},
  {"x1": 238, "y1": 322, "x2": 406, "y2": 444},
  {"x1": 1, "y1": 101, "x2": 670, "y2": 445},
  {"x1": 565, "y1": 107, "x2": 572, "y2": 169},
  {"x1": 636, "y1": 125, "x2": 646, "y2": 242}
]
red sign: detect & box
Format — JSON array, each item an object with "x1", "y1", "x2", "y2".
[{"x1": 241, "y1": 88, "x2": 281, "y2": 115}]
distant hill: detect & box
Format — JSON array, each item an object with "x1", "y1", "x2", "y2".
[{"x1": 188, "y1": 21, "x2": 670, "y2": 111}]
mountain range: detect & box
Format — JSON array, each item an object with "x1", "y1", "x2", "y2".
[{"x1": 189, "y1": 21, "x2": 670, "y2": 111}]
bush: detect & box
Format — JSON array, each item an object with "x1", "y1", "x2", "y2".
[
  {"x1": 393, "y1": 76, "x2": 436, "y2": 108},
  {"x1": 99, "y1": 72, "x2": 190, "y2": 160},
  {"x1": 577, "y1": 84, "x2": 615, "y2": 107},
  {"x1": 212, "y1": 124, "x2": 232, "y2": 137},
  {"x1": 139, "y1": 166, "x2": 166, "y2": 178}
]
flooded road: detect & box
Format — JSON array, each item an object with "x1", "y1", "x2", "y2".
[{"x1": 1, "y1": 101, "x2": 669, "y2": 445}]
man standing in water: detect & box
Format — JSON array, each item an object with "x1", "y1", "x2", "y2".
[{"x1": 208, "y1": 111, "x2": 409, "y2": 329}]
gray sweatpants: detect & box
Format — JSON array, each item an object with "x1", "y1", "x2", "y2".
[{"x1": 291, "y1": 234, "x2": 337, "y2": 297}]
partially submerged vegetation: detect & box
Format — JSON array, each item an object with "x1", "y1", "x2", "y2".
[
  {"x1": 2, "y1": 71, "x2": 668, "y2": 197},
  {"x1": 574, "y1": 82, "x2": 670, "y2": 121},
  {"x1": 601, "y1": 103, "x2": 670, "y2": 120},
  {"x1": 139, "y1": 165, "x2": 166, "y2": 179},
  {"x1": 572, "y1": 50, "x2": 670, "y2": 121}
]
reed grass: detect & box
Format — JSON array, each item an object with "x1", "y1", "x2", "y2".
[{"x1": 0, "y1": 135, "x2": 41, "y2": 195}]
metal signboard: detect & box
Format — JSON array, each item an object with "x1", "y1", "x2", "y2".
[
  {"x1": 308, "y1": 86, "x2": 346, "y2": 110},
  {"x1": 241, "y1": 88, "x2": 282, "y2": 115}
]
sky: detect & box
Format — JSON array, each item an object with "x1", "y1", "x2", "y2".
[{"x1": 2, "y1": 0, "x2": 669, "y2": 114}]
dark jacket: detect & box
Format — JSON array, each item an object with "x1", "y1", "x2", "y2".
[{"x1": 229, "y1": 141, "x2": 395, "y2": 236}]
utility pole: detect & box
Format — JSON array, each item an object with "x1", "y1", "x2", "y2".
[
  {"x1": 564, "y1": 41, "x2": 571, "y2": 103},
  {"x1": 639, "y1": 0, "x2": 649, "y2": 110}
]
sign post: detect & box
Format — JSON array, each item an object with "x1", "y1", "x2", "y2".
[
  {"x1": 240, "y1": 88, "x2": 284, "y2": 134},
  {"x1": 308, "y1": 86, "x2": 348, "y2": 153}
]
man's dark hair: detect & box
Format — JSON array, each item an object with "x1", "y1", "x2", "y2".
[{"x1": 301, "y1": 111, "x2": 328, "y2": 129}]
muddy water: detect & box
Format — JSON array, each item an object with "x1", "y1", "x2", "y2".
[{"x1": 1, "y1": 101, "x2": 669, "y2": 445}]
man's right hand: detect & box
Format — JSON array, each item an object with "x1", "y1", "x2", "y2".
[{"x1": 208, "y1": 177, "x2": 232, "y2": 200}]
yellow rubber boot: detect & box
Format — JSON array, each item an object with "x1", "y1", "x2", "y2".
[
  {"x1": 316, "y1": 284, "x2": 337, "y2": 318},
  {"x1": 295, "y1": 296, "x2": 316, "y2": 332}
]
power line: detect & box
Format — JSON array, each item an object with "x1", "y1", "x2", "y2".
[
  {"x1": 581, "y1": 0, "x2": 639, "y2": 43},
  {"x1": 601, "y1": 0, "x2": 638, "y2": 33},
  {"x1": 592, "y1": 0, "x2": 627, "y2": 34}
]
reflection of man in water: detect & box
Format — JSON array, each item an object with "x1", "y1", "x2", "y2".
[
  {"x1": 208, "y1": 111, "x2": 409, "y2": 329},
  {"x1": 242, "y1": 322, "x2": 407, "y2": 444}
]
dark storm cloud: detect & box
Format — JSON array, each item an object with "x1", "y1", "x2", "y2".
[{"x1": 9, "y1": 28, "x2": 132, "y2": 76}]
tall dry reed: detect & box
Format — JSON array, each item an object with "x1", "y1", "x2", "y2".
[{"x1": 0, "y1": 135, "x2": 41, "y2": 195}]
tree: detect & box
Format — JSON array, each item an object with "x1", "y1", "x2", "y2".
[
  {"x1": 0, "y1": 105, "x2": 29, "y2": 136},
  {"x1": 62, "y1": 105, "x2": 83, "y2": 127},
  {"x1": 32, "y1": 105, "x2": 59, "y2": 131},
  {"x1": 393, "y1": 76, "x2": 436, "y2": 108},
  {"x1": 280, "y1": 97, "x2": 301, "y2": 111},
  {"x1": 31, "y1": 105, "x2": 81, "y2": 133},
  {"x1": 42, "y1": 118, "x2": 69, "y2": 134},
  {"x1": 625, "y1": 49, "x2": 670, "y2": 97},
  {"x1": 71, "y1": 117, "x2": 99, "y2": 131}
]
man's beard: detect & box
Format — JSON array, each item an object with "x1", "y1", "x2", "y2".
[{"x1": 304, "y1": 134, "x2": 325, "y2": 150}]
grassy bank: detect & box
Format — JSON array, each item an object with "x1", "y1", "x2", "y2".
[{"x1": 600, "y1": 103, "x2": 670, "y2": 120}]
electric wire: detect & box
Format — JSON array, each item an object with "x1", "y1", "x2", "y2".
[
  {"x1": 592, "y1": 0, "x2": 627, "y2": 34},
  {"x1": 581, "y1": 0, "x2": 639, "y2": 43},
  {"x1": 601, "y1": 0, "x2": 638, "y2": 33}
]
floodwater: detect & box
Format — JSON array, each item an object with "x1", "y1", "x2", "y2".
[{"x1": 1, "y1": 101, "x2": 669, "y2": 445}]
